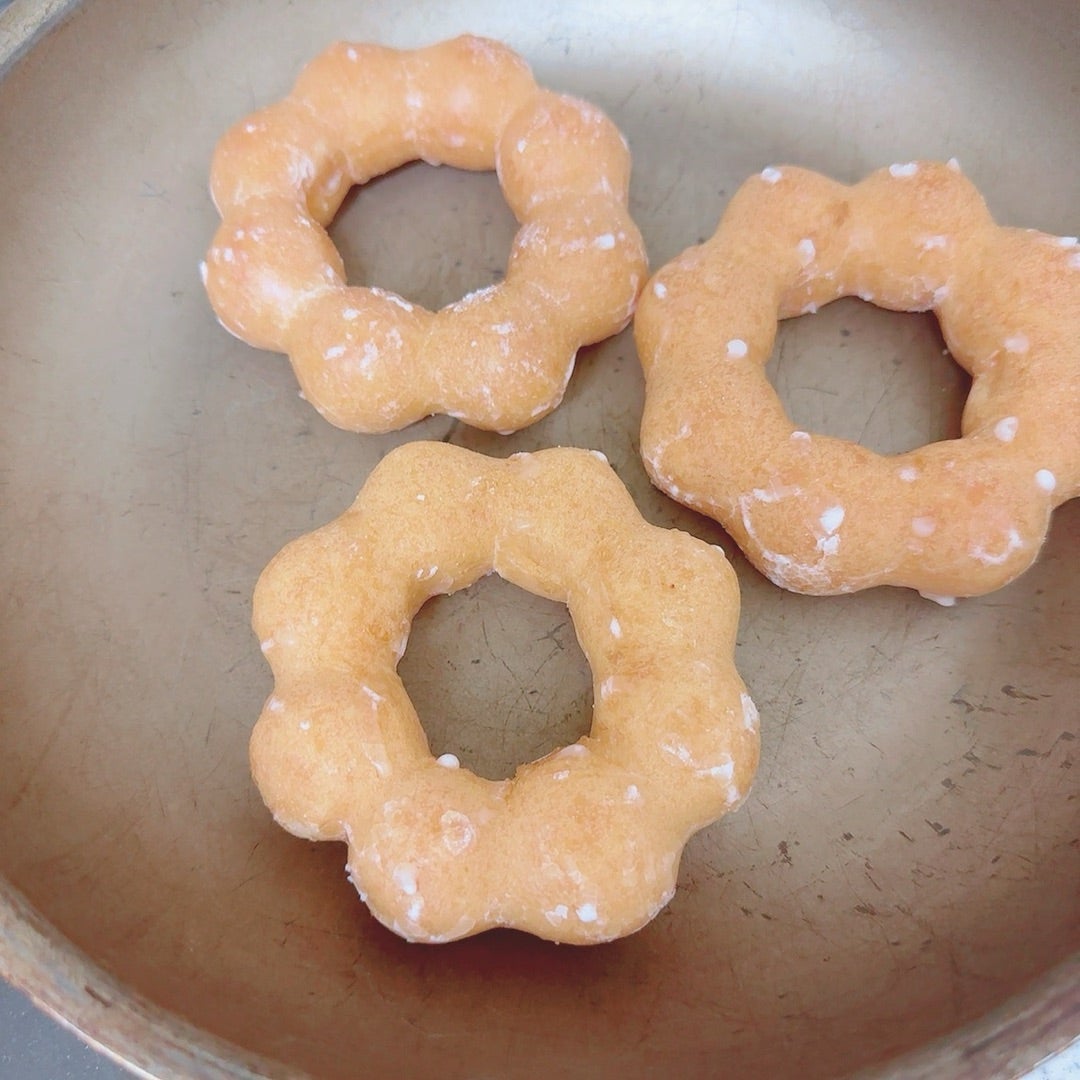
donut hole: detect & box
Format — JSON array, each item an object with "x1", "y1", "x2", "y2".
[
  {"x1": 765, "y1": 299, "x2": 971, "y2": 455},
  {"x1": 397, "y1": 573, "x2": 594, "y2": 782},
  {"x1": 328, "y1": 162, "x2": 520, "y2": 313}
]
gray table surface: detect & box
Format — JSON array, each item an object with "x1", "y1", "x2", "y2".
[{"x1": 1, "y1": 977, "x2": 123, "y2": 1078}]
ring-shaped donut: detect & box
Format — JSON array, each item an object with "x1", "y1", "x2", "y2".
[
  {"x1": 203, "y1": 35, "x2": 647, "y2": 434},
  {"x1": 250, "y1": 443, "x2": 759, "y2": 944},
  {"x1": 634, "y1": 161, "x2": 1079, "y2": 601}
]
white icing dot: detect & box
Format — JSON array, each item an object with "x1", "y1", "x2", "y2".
[
  {"x1": 653, "y1": 280, "x2": 668, "y2": 299},
  {"x1": 889, "y1": 162, "x2": 919, "y2": 178},
  {"x1": 221, "y1": 247, "x2": 235, "y2": 263},
  {"x1": 361, "y1": 685, "x2": 384, "y2": 705},
  {"x1": 1003, "y1": 334, "x2": 1029, "y2": 354},
  {"x1": 267, "y1": 696, "x2": 284, "y2": 713},
  {"x1": 516, "y1": 137, "x2": 527, "y2": 153},
  {"x1": 625, "y1": 784, "x2": 641, "y2": 802},
  {"x1": 244, "y1": 122, "x2": 257, "y2": 134},
  {"x1": 324, "y1": 344, "x2": 346, "y2": 360},
  {"x1": 662, "y1": 740, "x2": 691, "y2": 767},
  {"x1": 576, "y1": 903, "x2": 598, "y2": 923},
  {"x1": 440, "y1": 811, "x2": 475, "y2": 855},
  {"x1": 1035, "y1": 469, "x2": 1057, "y2": 493},
  {"x1": 801, "y1": 302, "x2": 819, "y2": 315},
  {"x1": 436, "y1": 753, "x2": 460, "y2": 769},
  {"x1": 299, "y1": 720, "x2": 311, "y2": 732},
  {"x1": 920, "y1": 235, "x2": 948, "y2": 251},
  {"x1": 791, "y1": 430, "x2": 811, "y2": 442},
  {"x1": 198, "y1": 260, "x2": 208, "y2": 285},
  {"x1": 970, "y1": 527, "x2": 1024, "y2": 566},
  {"x1": 343, "y1": 307, "x2": 360, "y2": 320},
  {"x1": 707, "y1": 759, "x2": 736, "y2": 782},
  {"x1": 817, "y1": 535, "x2": 840, "y2": 556},
  {"x1": 858, "y1": 290, "x2": 875, "y2": 302},
  {"x1": 741, "y1": 692, "x2": 759, "y2": 731},
  {"x1": 346, "y1": 46, "x2": 358, "y2": 61},
  {"x1": 589, "y1": 450, "x2": 609, "y2": 464},
  {"x1": 761, "y1": 166, "x2": 782, "y2": 184},
  {"x1": 374, "y1": 289, "x2": 415, "y2": 313},
  {"x1": 1057, "y1": 236, "x2": 1078, "y2": 247},
  {"x1": 819, "y1": 505, "x2": 845, "y2": 534},
  {"x1": 920, "y1": 592, "x2": 957, "y2": 607},
  {"x1": 593, "y1": 233, "x2": 616, "y2": 250},
  {"x1": 556, "y1": 743, "x2": 588, "y2": 759},
  {"x1": 551, "y1": 904, "x2": 568, "y2": 920},
  {"x1": 946, "y1": 157, "x2": 961, "y2": 172},
  {"x1": 599, "y1": 677, "x2": 616, "y2": 701},
  {"x1": 609, "y1": 617, "x2": 622, "y2": 638},
  {"x1": 726, "y1": 338, "x2": 749, "y2": 359},
  {"x1": 911, "y1": 516, "x2": 937, "y2": 537},
  {"x1": 260, "y1": 638, "x2": 274, "y2": 653},
  {"x1": 1069, "y1": 253, "x2": 1080, "y2": 270},
  {"x1": 552, "y1": 769, "x2": 570, "y2": 781},
  {"x1": 797, "y1": 238, "x2": 816, "y2": 265},
  {"x1": 358, "y1": 340, "x2": 380, "y2": 375},
  {"x1": 933, "y1": 285, "x2": 950, "y2": 305},
  {"x1": 393, "y1": 864, "x2": 418, "y2": 896},
  {"x1": 415, "y1": 493, "x2": 426, "y2": 502},
  {"x1": 898, "y1": 466, "x2": 919, "y2": 482},
  {"x1": 994, "y1": 416, "x2": 1019, "y2": 443}
]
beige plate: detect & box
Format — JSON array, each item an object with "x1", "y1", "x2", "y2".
[{"x1": 0, "y1": 1, "x2": 1077, "y2": 1077}]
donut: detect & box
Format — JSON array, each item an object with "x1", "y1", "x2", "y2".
[
  {"x1": 202, "y1": 35, "x2": 647, "y2": 434},
  {"x1": 250, "y1": 442, "x2": 759, "y2": 944},
  {"x1": 634, "y1": 160, "x2": 1079, "y2": 601}
]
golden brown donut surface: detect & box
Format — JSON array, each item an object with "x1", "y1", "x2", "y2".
[
  {"x1": 635, "y1": 160, "x2": 1079, "y2": 601},
  {"x1": 250, "y1": 442, "x2": 759, "y2": 944},
  {"x1": 203, "y1": 35, "x2": 647, "y2": 434}
]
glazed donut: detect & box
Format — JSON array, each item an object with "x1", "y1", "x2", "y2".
[
  {"x1": 635, "y1": 160, "x2": 1079, "y2": 601},
  {"x1": 203, "y1": 35, "x2": 647, "y2": 434},
  {"x1": 250, "y1": 442, "x2": 758, "y2": 944}
]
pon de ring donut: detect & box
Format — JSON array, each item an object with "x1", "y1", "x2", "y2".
[
  {"x1": 634, "y1": 160, "x2": 1079, "y2": 602},
  {"x1": 250, "y1": 442, "x2": 759, "y2": 944},
  {"x1": 202, "y1": 35, "x2": 647, "y2": 434}
]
